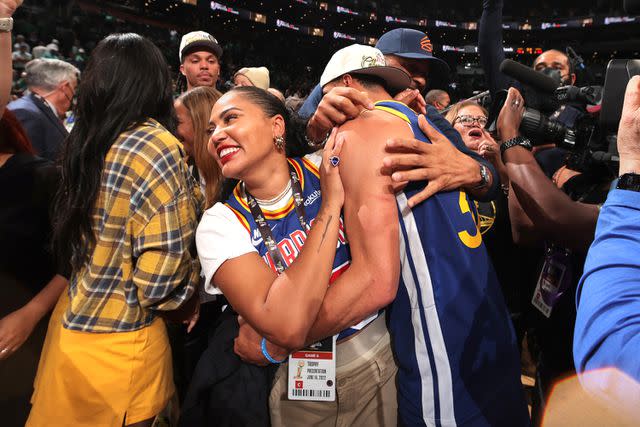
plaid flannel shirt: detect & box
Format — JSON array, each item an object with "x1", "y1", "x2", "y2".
[{"x1": 63, "y1": 119, "x2": 202, "y2": 332}]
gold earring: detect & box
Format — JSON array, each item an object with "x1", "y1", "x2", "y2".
[{"x1": 274, "y1": 135, "x2": 285, "y2": 150}]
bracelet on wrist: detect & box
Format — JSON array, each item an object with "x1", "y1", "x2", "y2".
[
  {"x1": 305, "y1": 129, "x2": 331, "y2": 148},
  {"x1": 261, "y1": 337, "x2": 287, "y2": 364},
  {"x1": 500, "y1": 136, "x2": 532, "y2": 157}
]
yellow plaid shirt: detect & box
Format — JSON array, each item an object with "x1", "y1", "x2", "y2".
[{"x1": 63, "y1": 119, "x2": 202, "y2": 332}]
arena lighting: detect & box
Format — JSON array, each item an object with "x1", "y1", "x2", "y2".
[
  {"x1": 276, "y1": 19, "x2": 300, "y2": 31},
  {"x1": 336, "y1": 6, "x2": 359, "y2": 16},
  {"x1": 252, "y1": 13, "x2": 267, "y2": 24},
  {"x1": 211, "y1": 2, "x2": 240, "y2": 15},
  {"x1": 385, "y1": 15, "x2": 408, "y2": 24},
  {"x1": 333, "y1": 31, "x2": 356, "y2": 41},
  {"x1": 364, "y1": 36, "x2": 378, "y2": 46},
  {"x1": 435, "y1": 20, "x2": 457, "y2": 28},
  {"x1": 283, "y1": 0, "x2": 640, "y2": 31},
  {"x1": 194, "y1": 2, "x2": 636, "y2": 55},
  {"x1": 541, "y1": 22, "x2": 569, "y2": 29},
  {"x1": 604, "y1": 16, "x2": 637, "y2": 24}
]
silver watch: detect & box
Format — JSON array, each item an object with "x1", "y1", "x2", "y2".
[
  {"x1": 0, "y1": 17, "x2": 13, "y2": 33},
  {"x1": 472, "y1": 164, "x2": 490, "y2": 191}
]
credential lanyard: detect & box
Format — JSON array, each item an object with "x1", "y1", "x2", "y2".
[{"x1": 245, "y1": 164, "x2": 309, "y2": 274}]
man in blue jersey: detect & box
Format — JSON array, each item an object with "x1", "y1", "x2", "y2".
[
  {"x1": 320, "y1": 44, "x2": 529, "y2": 426},
  {"x1": 302, "y1": 28, "x2": 500, "y2": 205}
]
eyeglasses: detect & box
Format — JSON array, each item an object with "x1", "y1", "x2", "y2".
[{"x1": 454, "y1": 115, "x2": 488, "y2": 127}]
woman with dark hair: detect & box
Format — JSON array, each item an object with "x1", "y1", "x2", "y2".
[
  {"x1": 27, "y1": 33, "x2": 201, "y2": 427},
  {"x1": 197, "y1": 85, "x2": 344, "y2": 348},
  {"x1": 191, "y1": 86, "x2": 397, "y2": 426}
]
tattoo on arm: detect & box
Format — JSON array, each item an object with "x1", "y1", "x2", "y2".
[{"x1": 318, "y1": 215, "x2": 333, "y2": 253}]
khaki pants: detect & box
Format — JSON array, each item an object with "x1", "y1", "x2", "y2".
[{"x1": 270, "y1": 316, "x2": 398, "y2": 427}]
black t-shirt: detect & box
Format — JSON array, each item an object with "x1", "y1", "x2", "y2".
[{"x1": 0, "y1": 153, "x2": 59, "y2": 291}]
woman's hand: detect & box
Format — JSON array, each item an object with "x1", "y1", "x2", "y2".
[
  {"x1": 320, "y1": 127, "x2": 345, "y2": 210},
  {"x1": 158, "y1": 291, "x2": 200, "y2": 331},
  {"x1": 183, "y1": 296, "x2": 200, "y2": 333},
  {"x1": 478, "y1": 129, "x2": 509, "y2": 186},
  {"x1": 478, "y1": 129, "x2": 501, "y2": 162},
  {"x1": 394, "y1": 88, "x2": 427, "y2": 115},
  {"x1": 497, "y1": 87, "x2": 525, "y2": 142},
  {"x1": 234, "y1": 316, "x2": 289, "y2": 366},
  {"x1": 0, "y1": 305, "x2": 39, "y2": 360}
]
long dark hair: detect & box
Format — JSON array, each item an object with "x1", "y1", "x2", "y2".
[
  {"x1": 219, "y1": 86, "x2": 312, "y2": 200},
  {"x1": 53, "y1": 33, "x2": 176, "y2": 272}
]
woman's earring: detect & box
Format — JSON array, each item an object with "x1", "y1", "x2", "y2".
[{"x1": 274, "y1": 135, "x2": 285, "y2": 150}]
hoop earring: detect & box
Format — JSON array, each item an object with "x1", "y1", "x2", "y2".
[{"x1": 274, "y1": 135, "x2": 285, "y2": 150}]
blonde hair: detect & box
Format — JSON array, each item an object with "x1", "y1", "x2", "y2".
[
  {"x1": 444, "y1": 100, "x2": 488, "y2": 125},
  {"x1": 177, "y1": 86, "x2": 223, "y2": 208}
]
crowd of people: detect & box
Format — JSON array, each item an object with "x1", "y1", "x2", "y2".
[{"x1": 1, "y1": 0, "x2": 640, "y2": 426}]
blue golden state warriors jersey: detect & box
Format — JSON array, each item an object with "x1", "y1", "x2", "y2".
[
  {"x1": 375, "y1": 101, "x2": 529, "y2": 427},
  {"x1": 224, "y1": 157, "x2": 369, "y2": 340}
]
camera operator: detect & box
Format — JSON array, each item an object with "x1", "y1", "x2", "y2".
[
  {"x1": 496, "y1": 86, "x2": 611, "y2": 424},
  {"x1": 479, "y1": 0, "x2": 584, "y2": 177}
]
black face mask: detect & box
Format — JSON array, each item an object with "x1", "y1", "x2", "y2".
[{"x1": 539, "y1": 67, "x2": 572, "y2": 86}]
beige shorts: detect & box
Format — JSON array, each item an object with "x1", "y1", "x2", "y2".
[{"x1": 269, "y1": 313, "x2": 398, "y2": 427}]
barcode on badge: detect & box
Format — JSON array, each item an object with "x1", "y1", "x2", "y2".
[{"x1": 290, "y1": 389, "x2": 332, "y2": 398}]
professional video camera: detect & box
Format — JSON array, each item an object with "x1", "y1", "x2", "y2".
[{"x1": 488, "y1": 58, "x2": 640, "y2": 173}]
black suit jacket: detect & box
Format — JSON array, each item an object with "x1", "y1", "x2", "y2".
[{"x1": 7, "y1": 93, "x2": 68, "y2": 161}]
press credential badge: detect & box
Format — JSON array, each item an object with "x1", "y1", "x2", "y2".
[{"x1": 287, "y1": 335, "x2": 337, "y2": 401}]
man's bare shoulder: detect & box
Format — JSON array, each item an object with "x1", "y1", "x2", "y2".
[
  {"x1": 336, "y1": 108, "x2": 413, "y2": 144},
  {"x1": 335, "y1": 109, "x2": 409, "y2": 195}
]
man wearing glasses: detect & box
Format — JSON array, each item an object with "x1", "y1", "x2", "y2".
[{"x1": 8, "y1": 58, "x2": 79, "y2": 160}]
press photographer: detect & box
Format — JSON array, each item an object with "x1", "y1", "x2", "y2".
[
  {"x1": 479, "y1": 0, "x2": 594, "y2": 179},
  {"x1": 493, "y1": 55, "x2": 640, "y2": 421}
]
